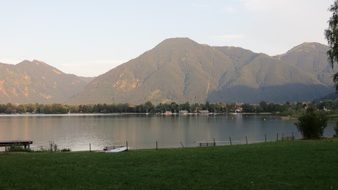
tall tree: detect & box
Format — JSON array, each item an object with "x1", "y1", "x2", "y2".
[{"x1": 325, "y1": 0, "x2": 338, "y2": 89}]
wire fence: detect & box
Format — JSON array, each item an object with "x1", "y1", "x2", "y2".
[
  {"x1": 1, "y1": 131, "x2": 301, "y2": 152},
  {"x1": 73, "y1": 131, "x2": 301, "y2": 151},
  {"x1": 131, "y1": 132, "x2": 300, "y2": 150}
]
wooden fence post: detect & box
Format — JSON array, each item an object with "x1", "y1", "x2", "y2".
[
  {"x1": 49, "y1": 141, "x2": 52, "y2": 152},
  {"x1": 245, "y1": 136, "x2": 248, "y2": 145},
  {"x1": 276, "y1": 133, "x2": 279, "y2": 142},
  {"x1": 126, "y1": 141, "x2": 128, "y2": 151},
  {"x1": 180, "y1": 141, "x2": 184, "y2": 148},
  {"x1": 89, "y1": 143, "x2": 91, "y2": 152},
  {"x1": 229, "y1": 136, "x2": 232, "y2": 145},
  {"x1": 156, "y1": 141, "x2": 158, "y2": 150}
]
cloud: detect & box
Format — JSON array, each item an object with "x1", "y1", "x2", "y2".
[
  {"x1": 0, "y1": 58, "x2": 25, "y2": 64},
  {"x1": 191, "y1": 2, "x2": 237, "y2": 14},
  {"x1": 61, "y1": 59, "x2": 126, "y2": 66},
  {"x1": 58, "y1": 59, "x2": 127, "y2": 77},
  {"x1": 191, "y1": 2, "x2": 209, "y2": 9},
  {"x1": 240, "y1": 0, "x2": 304, "y2": 12},
  {"x1": 213, "y1": 34, "x2": 245, "y2": 41},
  {"x1": 91, "y1": 59, "x2": 127, "y2": 65},
  {"x1": 222, "y1": 6, "x2": 237, "y2": 14}
]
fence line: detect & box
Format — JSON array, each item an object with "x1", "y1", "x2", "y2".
[
  {"x1": 95, "y1": 131, "x2": 300, "y2": 151},
  {"x1": 22, "y1": 131, "x2": 300, "y2": 152}
]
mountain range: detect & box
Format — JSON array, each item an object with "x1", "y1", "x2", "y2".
[
  {"x1": 0, "y1": 60, "x2": 92, "y2": 104},
  {"x1": 0, "y1": 38, "x2": 335, "y2": 104},
  {"x1": 70, "y1": 38, "x2": 336, "y2": 104}
]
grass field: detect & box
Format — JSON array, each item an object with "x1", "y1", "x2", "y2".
[{"x1": 0, "y1": 139, "x2": 338, "y2": 190}]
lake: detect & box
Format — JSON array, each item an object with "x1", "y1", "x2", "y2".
[{"x1": 0, "y1": 114, "x2": 335, "y2": 151}]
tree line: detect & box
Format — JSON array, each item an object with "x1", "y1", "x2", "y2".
[{"x1": 0, "y1": 100, "x2": 335, "y2": 114}]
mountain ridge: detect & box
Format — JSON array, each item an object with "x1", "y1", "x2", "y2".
[
  {"x1": 0, "y1": 38, "x2": 334, "y2": 104},
  {"x1": 69, "y1": 38, "x2": 334, "y2": 104},
  {"x1": 0, "y1": 60, "x2": 93, "y2": 104}
]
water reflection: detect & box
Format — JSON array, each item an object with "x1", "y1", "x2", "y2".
[{"x1": 0, "y1": 114, "x2": 335, "y2": 151}]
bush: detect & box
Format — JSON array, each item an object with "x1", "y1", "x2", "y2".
[
  {"x1": 7, "y1": 145, "x2": 31, "y2": 152},
  {"x1": 61, "y1": 148, "x2": 71, "y2": 152},
  {"x1": 295, "y1": 108, "x2": 328, "y2": 139}
]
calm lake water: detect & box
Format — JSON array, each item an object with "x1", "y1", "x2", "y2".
[{"x1": 0, "y1": 114, "x2": 335, "y2": 151}]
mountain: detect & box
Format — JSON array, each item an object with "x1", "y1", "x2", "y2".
[
  {"x1": 208, "y1": 43, "x2": 334, "y2": 103},
  {"x1": 277, "y1": 42, "x2": 334, "y2": 85},
  {"x1": 313, "y1": 92, "x2": 338, "y2": 103},
  {"x1": 70, "y1": 38, "x2": 236, "y2": 104},
  {"x1": 70, "y1": 38, "x2": 335, "y2": 104},
  {"x1": 0, "y1": 60, "x2": 93, "y2": 104}
]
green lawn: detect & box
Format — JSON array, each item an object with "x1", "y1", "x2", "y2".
[{"x1": 1, "y1": 140, "x2": 338, "y2": 190}]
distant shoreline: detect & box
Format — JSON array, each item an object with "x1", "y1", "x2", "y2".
[{"x1": 0, "y1": 112, "x2": 274, "y2": 117}]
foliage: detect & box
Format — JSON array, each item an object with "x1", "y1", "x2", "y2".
[
  {"x1": 326, "y1": 0, "x2": 338, "y2": 89},
  {"x1": 335, "y1": 120, "x2": 338, "y2": 137},
  {"x1": 7, "y1": 145, "x2": 31, "y2": 152},
  {"x1": 295, "y1": 108, "x2": 328, "y2": 139},
  {"x1": 0, "y1": 101, "x2": 321, "y2": 115},
  {"x1": 1, "y1": 101, "x2": 337, "y2": 116},
  {"x1": 61, "y1": 148, "x2": 71, "y2": 152}
]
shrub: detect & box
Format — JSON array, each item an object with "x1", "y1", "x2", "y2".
[
  {"x1": 7, "y1": 145, "x2": 31, "y2": 152},
  {"x1": 295, "y1": 108, "x2": 328, "y2": 139},
  {"x1": 61, "y1": 148, "x2": 71, "y2": 152}
]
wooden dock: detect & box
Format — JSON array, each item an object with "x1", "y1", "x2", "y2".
[
  {"x1": 0, "y1": 140, "x2": 33, "y2": 150},
  {"x1": 196, "y1": 140, "x2": 216, "y2": 147}
]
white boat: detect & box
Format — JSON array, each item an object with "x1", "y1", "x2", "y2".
[{"x1": 105, "y1": 146, "x2": 128, "y2": 153}]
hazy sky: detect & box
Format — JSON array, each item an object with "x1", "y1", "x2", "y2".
[{"x1": 0, "y1": 0, "x2": 333, "y2": 77}]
